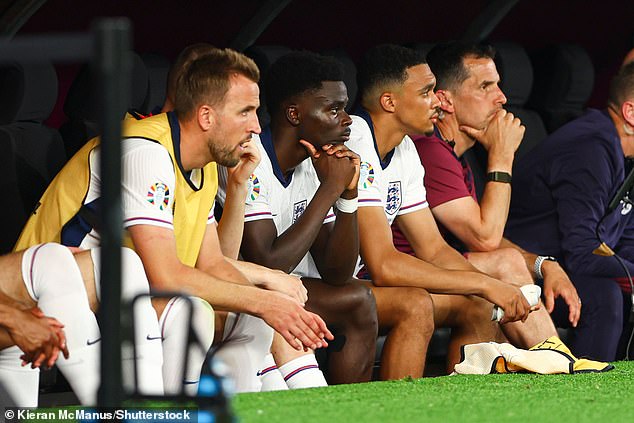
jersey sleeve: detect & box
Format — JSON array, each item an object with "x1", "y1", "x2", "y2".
[
  {"x1": 244, "y1": 167, "x2": 273, "y2": 222},
  {"x1": 397, "y1": 137, "x2": 428, "y2": 216},
  {"x1": 121, "y1": 139, "x2": 175, "y2": 230},
  {"x1": 348, "y1": 116, "x2": 383, "y2": 208}
]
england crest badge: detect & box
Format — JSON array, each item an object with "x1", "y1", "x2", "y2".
[
  {"x1": 386, "y1": 181, "x2": 402, "y2": 215},
  {"x1": 293, "y1": 200, "x2": 307, "y2": 223}
]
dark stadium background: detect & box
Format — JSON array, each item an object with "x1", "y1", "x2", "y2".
[{"x1": 4, "y1": 0, "x2": 633, "y2": 127}]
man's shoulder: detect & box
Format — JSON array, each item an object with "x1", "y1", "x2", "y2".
[
  {"x1": 546, "y1": 109, "x2": 616, "y2": 148},
  {"x1": 122, "y1": 112, "x2": 171, "y2": 138},
  {"x1": 394, "y1": 136, "x2": 425, "y2": 169},
  {"x1": 411, "y1": 134, "x2": 448, "y2": 154},
  {"x1": 122, "y1": 136, "x2": 170, "y2": 157},
  {"x1": 250, "y1": 135, "x2": 275, "y2": 180},
  {"x1": 348, "y1": 115, "x2": 374, "y2": 152}
]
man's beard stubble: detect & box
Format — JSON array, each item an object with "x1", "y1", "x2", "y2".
[{"x1": 210, "y1": 142, "x2": 240, "y2": 167}]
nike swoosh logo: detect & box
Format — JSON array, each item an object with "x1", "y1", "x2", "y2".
[
  {"x1": 146, "y1": 335, "x2": 163, "y2": 341},
  {"x1": 86, "y1": 338, "x2": 101, "y2": 346}
]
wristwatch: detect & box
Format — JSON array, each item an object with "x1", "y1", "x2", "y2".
[
  {"x1": 534, "y1": 255, "x2": 557, "y2": 279},
  {"x1": 486, "y1": 171, "x2": 512, "y2": 183}
]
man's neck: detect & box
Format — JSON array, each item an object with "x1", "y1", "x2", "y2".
[
  {"x1": 270, "y1": 125, "x2": 309, "y2": 176},
  {"x1": 369, "y1": 111, "x2": 406, "y2": 161},
  {"x1": 435, "y1": 113, "x2": 475, "y2": 157},
  {"x1": 179, "y1": 118, "x2": 210, "y2": 171}
]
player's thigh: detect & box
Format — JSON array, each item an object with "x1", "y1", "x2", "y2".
[
  {"x1": 358, "y1": 280, "x2": 431, "y2": 330},
  {"x1": 73, "y1": 250, "x2": 99, "y2": 312},
  {"x1": 302, "y1": 277, "x2": 374, "y2": 320},
  {"x1": 431, "y1": 293, "x2": 491, "y2": 327},
  {"x1": 0, "y1": 250, "x2": 35, "y2": 306}
]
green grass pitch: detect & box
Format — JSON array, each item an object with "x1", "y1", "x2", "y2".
[{"x1": 232, "y1": 361, "x2": 634, "y2": 423}]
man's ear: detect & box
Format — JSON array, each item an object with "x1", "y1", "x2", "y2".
[
  {"x1": 285, "y1": 105, "x2": 300, "y2": 126},
  {"x1": 198, "y1": 105, "x2": 214, "y2": 131},
  {"x1": 622, "y1": 100, "x2": 634, "y2": 129},
  {"x1": 435, "y1": 89, "x2": 454, "y2": 113},
  {"x1": 379, "y1": 92, "x2": 396, "y2": 113}
]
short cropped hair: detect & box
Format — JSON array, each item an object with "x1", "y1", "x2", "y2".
[
  {"x1": 174, "y1": 48, "x2": 260, "y2": 119},
  {"x1": 426, "y1": 41, "x2": 496, "y2": 91},
  {"x1": 608, "y1": 61, "x2": 634, "y2": 107},
  {"x1": 357, "y1": 44, "x2": 426, "y2": 110},
  {"x1": 167, "y1": 43, "x2": 218, "y2": 102},
  {"x1": 264, "y1": 51, "x2": 344, "y2": 116}
]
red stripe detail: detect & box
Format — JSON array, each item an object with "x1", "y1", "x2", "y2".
[
  {"x1": 125, "y1": 217, "x2": 173, "y2": 226},
  {"x1": 245, "y1": 211, "x2": 272, "y2": 218},
  {"x1": 256, "y1": 365, "x2": 278, "y2": 376},
  {"x1": 400, "y1": 200, "x2": 428, "y2": 211},
  {"x1": 283, "y1": 364, "x2": 319, "y2": 381},
  {"x1": 29, "y1": 244, "x2": 47, "y2": 298},
  {"x1": 358, "y1": 198, "x2": 382, "y2": 203}
]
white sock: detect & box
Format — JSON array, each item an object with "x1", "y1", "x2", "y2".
[
  {"x1": 22, "y1": 243, "x2": 100, "y2": 405},
  {"x1": 159, "y1": 296, "x2": 214, "y2": 395},
  {"x1": 258, "y1": 353, "x2": 288, "y2": 391},
  {"x1": 278, "y1": 354, "x2": 327, "y2": 390},
  {"x1": 0, "y1": 346, "x2": 39, "y2": 407},
  {"x1": 92, "y1": 247, "x2": 164, "y2": 396},
  {"x1": 214, "y1": 313, "x2": 274, "y2": 393}
]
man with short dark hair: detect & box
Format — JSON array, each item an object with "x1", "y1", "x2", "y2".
[
  {"x1": 506, "y1": 61, "x2": 634, "y2": 360},
  {"x1": 348, "y1": 44, "x2": 533, "y2": 372},
  {"x1": 390, "y1": 40, "x2": 581, "y2": 354},
  {"x1": 219, "y1": 50, "x2": 433, "y2": 381}
]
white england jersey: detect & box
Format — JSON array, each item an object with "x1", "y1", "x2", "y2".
[
  {"x1": 347, "y1": 111, "x2": 429, "y2": 275},
  {"x1": 217, "y1": 128, "x2": 335, "y2": 278},
  {"x1": 76, "y1": 139, "x2": 216, "y2": 250}
]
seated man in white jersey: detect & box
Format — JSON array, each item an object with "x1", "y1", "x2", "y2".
[
  {"x1": 347, "y1": 44, "x2": 537, "y2": 372},
  {"x1": 140, "y1": 43, "x2": 324, "y2": 392},
  {"x1": 0, "y1": 243, "x2": 163, "y2": 406},
  {"x1": 219, "y1": 50, "x2": 435, "y2": 381},
  {"x1": 15, "y1": 48, "x2": 332, "y2": 394}
]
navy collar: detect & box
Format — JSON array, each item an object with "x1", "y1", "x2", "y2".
[
  {"x1": 260, "y1": 126, "x2": 294, "y2": 188},
  {"x1": 168, "y1": 111, "x2": 203, "y2": 191},
  {"x1": 355, "y1": 108, "x2": 395, "y2": 170}
]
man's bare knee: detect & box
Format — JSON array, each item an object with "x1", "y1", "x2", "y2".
[
  {"x1": 394, "y1": 288, "x2": 434, "y2": 332},
  {"x1": 338, "y1": 282, "x2": 377, "y2": 326},
  {"x1": 469, "y1": 248, "x2": 531, "y2": 285},
  {"x1": 495, "y1": 248, "x2": 532, "y2": 286}
]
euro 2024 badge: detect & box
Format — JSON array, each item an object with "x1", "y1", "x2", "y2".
[
  {"x1": 147, "y1": 182, "x2": 170, "y2": 211},
  {"x1": 360, "y1": 162, "x2": 375, "y2": 189},
  {"x1": 247, "y1": 174, "x2": 261, "y2": 201}
]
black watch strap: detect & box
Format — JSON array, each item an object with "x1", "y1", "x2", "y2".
[{"x1": 486, "y1": 171, "x2": 512, "y2": 183}]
